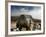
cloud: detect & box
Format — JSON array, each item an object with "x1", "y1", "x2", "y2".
[{"x1": 11, "y1": 6, "x2": 41, "y2": 19}]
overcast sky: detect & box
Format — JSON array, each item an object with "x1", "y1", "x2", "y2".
[{"x1": 11, "y1": 6, "x2": 41, "y2": 19}]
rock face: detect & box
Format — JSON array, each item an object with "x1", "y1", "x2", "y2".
[{"x1": 11, "y1": 14, "x2": 41, "y2": 31}]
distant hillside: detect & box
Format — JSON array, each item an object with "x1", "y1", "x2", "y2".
[{"x1": 11, "y1": 14, "x2": 41, "y2": 22}]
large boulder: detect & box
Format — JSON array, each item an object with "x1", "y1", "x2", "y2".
[{"x1": 16, "y1": 15, "x2": 31, "y2": 31}]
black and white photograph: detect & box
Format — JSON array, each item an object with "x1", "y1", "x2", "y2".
[{"x1": 8, "y1": 2, "x2": 44, "y2": 35}]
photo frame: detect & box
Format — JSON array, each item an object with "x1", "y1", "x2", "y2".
[{"x1": 7, "y1": 1, "x2": 45, "y2": 35}]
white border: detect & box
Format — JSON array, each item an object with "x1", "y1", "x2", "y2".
[{"x1": 8, "y1": 2, "x2": 44, "y2": 35}]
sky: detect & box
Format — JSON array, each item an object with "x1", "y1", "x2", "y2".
[{"x1": 11, "y1": 5, "x2": 41, "y2": 19}]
